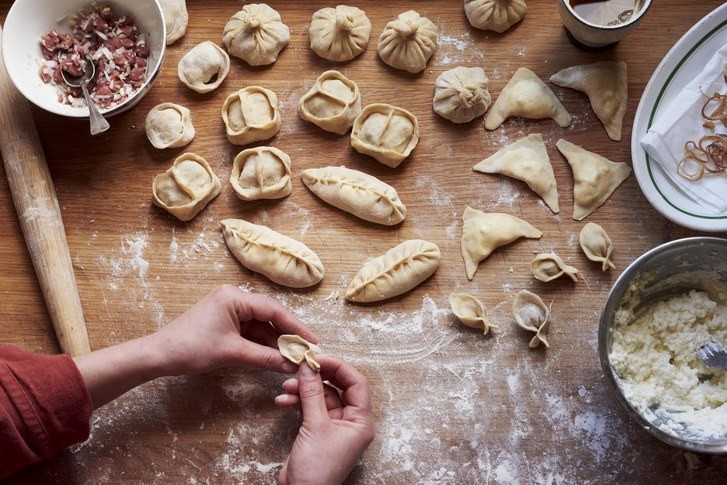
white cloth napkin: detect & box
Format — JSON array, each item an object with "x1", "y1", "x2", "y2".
[{"x1": 641, "y1": 44, "x2": 727, "y2": 214}]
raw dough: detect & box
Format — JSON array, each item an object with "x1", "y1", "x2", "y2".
[
  {"x1": 377, "y1": 10, "x2": 438, "y2": 74},
  {"x1": 513, "y1": 289, "x2": 551, "y2": 348},
  {"x1": 152, "y1": 153, "x2": 221, "y2": 221},
  {"x1": 222, "y1": 3, "x2": 290, "y2": 66},
  {"x1": 222, "y1": 86, "x2": 281, "y2": 146},
  {"x1": 299, "y1": 70, "x2": 361, "y2": 134},
  {"x1": 309, "y1": 5, "x2": 371, "y2": 62},
  {"x1": 350, "y1": 103, "x2": 420, "y2": 168},
  {"x1": 230, "y1": 146, "x2": 292, "y2": 201},
  {"x1": 145, "y1": 103, "x2": 195, "y2": 149},
  {"x1": 530, "y1": 252, "x2": 578, "y2": 282},
  {"x1": 177, "y1": 41, "x2": 230, "y2": 94},
  {"x1": 449, "y1": 293, "x2": 498, "y2": 335},
  {"x1": 433, "y1": 66, "x2": 492, "y2": 123},
  {"x1": 579, "y1": 222, "x2": 615, "y2": 271},
  {"x1": 159, "y1": 0, "x2": 188, "y2": 45},
  {"x1": 278, "y1": 334, "x2": 322, "y2": 372},
  {"x1": 464, "y1": 0, "x2": 527, "y2": 33}
]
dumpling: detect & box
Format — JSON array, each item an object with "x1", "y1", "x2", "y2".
[
  {"x1": 230, "y1": 146, "x2": 292, "y2": 201},
  {"x1": 556, "y1": 139, "x2": 631, "y2": 220},
  {"x1": 309, "y1": 5, "x2": 371, "y2": 62},
  {"x1": 152, "y1": 153, "x2": 221, "y2": 221},
  {"x1": 222, "y1": 86, "x2": 281, "y2": 146},
  {"x1": 461, "y1": 206, "x2": 542, "y2": 280},
  {"x1": 433, "y1": 66, "x2": 492, "y2": 123},
  {"x1": 159, "y1": 0, "x2": 188, "y2": 45},
  {"x1": 299, "y1": 70, "x2": 361, "y2": 134},
  {"x1": 346, "y1": 240, "x2": 441, "y2": 303},
  {"x1": 221, "y1": 219, "x2": 324, "y2": 288},
  {"x1": 222, "y1": 3, "x2": 290, "y2": 66},
  {"x1": 464, "y1": 0, "x2": 527, "y2": 33},
  {"x1": 301, "y1": 166, "x2": 406, "y2": 225},
  {"x1": 178, "y1": 41, "x2": 230, "y2": 94},
  {"x1": 278, "y1": 334, "x2": 322, "y2": 372},
  {"x1": 350, "y1": 103, "x2": 420, "y2": 168},
  {"x1": 579, "y1": 222, "x2": 615, "y2": 271},
  {"x1": 377, "y1": 10, "x2": 438, "y2": 74},
  {"x1": 485, "y1": 67, "x2": 571, "y2": 130},
  {"x1": 473, "y1": 133, "x2": 559, "y2": 213},
  {"x1": 530, "y1": 253, "x2": 578, "y2": 282},
  {"x1": 449, "y1": 293, "x2": 498, "y2": 335},
  {"x1": 512, "y1": 290, "x2": 550, "y2": 348},
  {"x1": 550, "y1": 61, "x2": 627, "y2": 141},
  {"x1": 145, "y1": 103, "x2": 195, "y2": 149}
]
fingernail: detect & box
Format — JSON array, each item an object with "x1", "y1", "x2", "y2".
[{"x1": 299, "y1": 363, "x2": 314, "y2": 377}]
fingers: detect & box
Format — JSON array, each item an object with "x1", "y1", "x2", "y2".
[
  {"x1": 296, "y1": 363, "x2": 329, "y2": 425},
  {"x1": 279, "y1": 378, "x2": 344, "y2": 410},
  {"x1": 245, "y1": 322, "x2": 282, "y2": 349},
  {"x1": 316, "y1": 355, "x2": 373, "y2": 418},
  {"x1": 233, "y1": 291, "x2": 318, "y2": 343},
  {"x1": 235, "y1": 339, "x2": 298, "y2": 374}
]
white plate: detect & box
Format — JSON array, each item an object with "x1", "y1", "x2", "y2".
[{"x1": 631, "y1": 3, "x2": 727, "y2": 232}]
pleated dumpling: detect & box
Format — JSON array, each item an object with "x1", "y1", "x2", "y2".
[
  {"x1": 530, "y1": 252, "x2": 578, "y2": 282},
  {"x1": 230, "y1": 146, "x2": 292, "y2": 201},
  {"x1": 222, "y1": 3, "x2": 290, "y2": 66},
  {"x1": 278, "y1": 335, "x2": 322, "y2": 372},
  {"x1": 178, "y1": 41, "x2": 230, "y2": 94},
  {"x1": 222, "y1": 86, "x2": 281, "y2": 146},
  {"x1": 485, "y1": 67, "x2": 571, "y2": 130},
  {"x1": 159, "y1": 0, "x2": 188, "y2": 45},
  {"x1": 152, "y1": 153, "x2": 221, "y2": 221},
  {"x1": 309, "y1": 5, "x2": 371, "y2": 62},
  {"x1": 433, "y1": 66, "x2": 492, "y2": 123},
  {"x1": 145, "y1": 103, "x2": 195, "y2": 149},
  {"x1": 464, "y1": 0, "x2": 528, "y2": 33},
  {"x1": 299, "y1": 70, "x2": 361, "y2": 134},
  {"x1": 350, "y1": 103, "x2": 420, "y2": 167},
  {"x1": 449, "y1": 293, "x2": 498, "y2": 335},
  {"x1": 377, "y1": 10, "x2": 438, "y2": 74},
  {"x1": 579, "y1": 222, "x2": 615, "y2": 271},
  {"x1": 473, "y1": 133, "x2": 559, "y2": 213},
  {"x1": 512, "y1": 290, "x2": 550, "y2": 348}
]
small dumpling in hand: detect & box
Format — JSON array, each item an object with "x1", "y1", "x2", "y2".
[
  {"x1": 299, "y1": 70, "x2": 361, "y2": 134},
  {"x1": 433, "y1": 66, "x2": 492, "y2": 123},
  {"x1": 449, "y1": 293, "x2": 498, "y2": 335},
  {"x1": 485, "y1": 67, "x2": 571, "y2": 130},
  {"x1": 230, "y1": 146, "x2": 292, "y2": 201},
  {"x1": 377, "y1": 10, "x2": 438, "y2": 74},
  {"x1": 464, "y1": 0, "x2": 528, "y2": 33},
  {"x1": 178, "y1": 41, "x2": 230, "y2": 94},
  {"x1": 152, "y1": 153, "x2": 221, "y2": 221},
  {"x1": 222, "y1": 3, "x2": 290, "y2": 66},
  {"x1": 579, "y1": 222, "x2": 615, "y2": 271},
  {"x1": 350, "y1": 103, "x2": 420, "y2": 167},
  {"x1": 145, "y1": 103, "x2": 195, "y2": 149},
  {"x1": 278, "y1": 335, "x2": 322, "y2": 372},
  {"x1": 309, "y1": 5, "x2": 372, "y2": 62},
  {"x1": 159, "y1": 0, "x2": 188, "y2": 45},
  {"x1": 222, "y1": 86, "x2": 281, "y2": 146}
]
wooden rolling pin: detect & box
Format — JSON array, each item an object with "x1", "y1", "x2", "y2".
[{"x1": 0, "y1": 25, "x2": 90, "y2": 356}]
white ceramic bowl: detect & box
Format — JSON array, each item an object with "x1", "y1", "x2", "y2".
[
  {"x1": 2, "y1": 0, "x2": 166, "y2": 118},
  {"x1": 558, "y1": 0, "x2": 652, "y2": 48}
]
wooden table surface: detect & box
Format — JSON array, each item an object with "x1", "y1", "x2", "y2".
[{"x1": 1, "y1": 0, "x2": 726, "y2": 483}]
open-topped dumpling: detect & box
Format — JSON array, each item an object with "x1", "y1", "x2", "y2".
[
  {"x1": 579, "y1": 222, "x2": 615, "y2": 271},
  {"x1": 351, "y1": 103, "x2": 420, "y2": 168},
  {"x1": 222, "y1": 86, "x2": 281, "y2": 146},
  {"x1": 152, "y1": 153, "x2": 221, "y2": 221},
  {"x1": 513, "y1": 290, "x2": 550, "y2": 348},
  {"x1": 433, "y1": 66, "x2": 491, "y2": 123},
  {"x1": 145, "y1": 103, "x2": 195, "y2": 149},
  {"x1": 530, "y1": 252, "x2": 578, "y2": 282},
  {"x1": 309, "y1": 5, "x2": 371, "y2": 62},
  {"x1": 449, "y1": 293, "x2": 498, "y2": 335},
  {"x1": 377, "y1": 10, "x2": 438, "y2": 74},
  {"x1": 464, "y1": 0, "x2": 528, "y2": 33},
  {"x1": 178, "y1": 41, "x2": 230, "y2": 94},
  {"x1": 278, "y1": 335, "x2": 322, "y2": 372},
  {"x1": 299, "y1": 70, "x2": 361, "y2": 134},
  {"x1": 230, "y1": 146, "x2": 292, "y2": 201},
  {"x1": 222, "y1": 3, "x2": 290, "y2": 66},
  {"x1": 160, "y1": 0, "x2": 188, "y2": 45}
]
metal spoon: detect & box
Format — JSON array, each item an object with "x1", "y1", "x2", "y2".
[
  {"x1": 696, "y1": 341, "x2": 727, "y2": 370},
  {"x1": 60, "y1": 57, "x2": 110, "y2": 135}
]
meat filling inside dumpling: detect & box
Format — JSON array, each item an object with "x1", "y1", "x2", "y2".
[
  {"x1": 350, "y1": 103, "x2": 420, "y2": 167},
  {"x1": 299, "y1": 70, "x2": 362, "y2": 134},
  {"x1": 152, "y1": 153, "x2": 221, "y2": 221}
]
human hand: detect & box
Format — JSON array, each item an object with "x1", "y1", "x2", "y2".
[{"x1": 275, "y1": 355, "x2": 375, "y2": 485}]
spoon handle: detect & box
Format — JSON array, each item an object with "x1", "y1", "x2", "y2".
[{"x1": 81, "y1": 84, "x2": 110, "y2": 135}]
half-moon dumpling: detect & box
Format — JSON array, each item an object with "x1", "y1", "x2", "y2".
[
  {"x1": 222, "y1": 3, "x2": 290, "y2": 66},
  {"x1": 278, "y1": 335, "x2": 322, "y2": 372},
  {"x1": 550, "y1": 61, "x2": 627, "y2": 141},
  {"x1": 350, "y1": 103, "x2": 420, "y2": 168},
  {"x1": 178, "y1": 41, "x2": 230, "y2": 94},
  {"x1": 449, "y1": 293, "x2": 498, "y2": 335},
  {"x1": 556, "y1": 139, "x2": 631, "y2": 220},
  {"x1": 299, "y1": 70, "x2": 361, "y2": 134},
  {"x1": 145, "y1": 103, "x2": 195, "y2": 149},
  {"x1": 346, "y1": 240, "x2": 441, "y2": 303},
  {"x1": 433, "y1": 66, "x2": 492, "y2": 123},
  {"x1": 485, "y1": 67, "x2": 571, "y2": 130},
  {"x1": 530, "y1": 252, "x2": 578, "y2": 282},
  {"x1": 377, "y1": 10, "x2": 438, "y2": 74},
  {"x1": 473, "y1": 133, "x2": 559, "y2": 213},
  {"x1": 301, "y1": 166, "x2": 406, "y2": 226},
  {"x1": 512, "y1": 290, "x2": 550, "y2": 348},
  {"x1": 222, "y1": 86, "x2": 281, "y2": 146},
  {"x1": 230, "y1": 146, "x2": 292, "y2": 201},
  {"x1": 579, "y1": 222, "x2": 615, "y2": 271},
  {"x1": 461, "y1": 206, "x2": 542, "y2": 280},
  {"x1": 221, "y1": 219, "x2": 324, "y2": 288},
  {"x1": 159, "y1": 0, "x2": 188, "y2": 45},
  {"x1": 309, "y1": 5, "x2": 372, "y2": 62},
  {"x1": 152, "y1": 153, "x2": 221, "y2": 221},
  {"x1": 464, "y1": 0, "x2": 528, "y2": 33}
]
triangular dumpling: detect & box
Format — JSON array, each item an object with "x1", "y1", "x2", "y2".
[
  {"x1": 461, "y1": 206, "x2": 542, "y2": 280},
  {"x1": 473, "y1": 133, "x2": 559, "y2": 213},
  {"x1": 556, "y1": 139, "x2": 631, "y2": 221},
  {"x1": 550, "y1": 61, "x2": 627, "y2": 141},
  {"x1": 485, "y1": 67, "x2": 572, "y2": 130}
]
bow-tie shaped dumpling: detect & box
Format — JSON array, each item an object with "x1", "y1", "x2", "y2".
[
  {"x1": 449, "y1": 293, "x2": 498, "y2": 335},
  {"x1": 222, "y1": 86, "x2": 282, "y2": 146},
  {"x1": 278, "y1": 335, "x2": 322, "y2": 372},
  {"x1": 145, "y1": 103, "x2": 195, "y2": 149},
  {"x1": 230, "y1": 146, "x2": 292, "y2": 201},
  {"x1": 512, "y1": 290, "x2": 551, "y2": 348},
  {"x1": 177, "y1": 41, "x2": 230, "y2": 94},
  {"x1": 464, "y1": 0, "x2": 528, "y2": 33},
  {"x1": 152, "y1": 153, "x2": 221, "y2": 221},
  {"x1": 309, "y1": 5, "x2": 372, "y2": 62},
  {"x1": 579, "y1": 222, "x2": 616, "y2": 271},
  {"x1": 377, "y1": 10, "x2": 438, "y2": 74},
  {"x1": 299, "y1": 70, "x2": 362, "y2": 135},
  {"x1": 350, "y1": 103, "x2": 420, "y2": 167},
  {"x1": 222, "y1": 3, "x2": 290, "y2": 66},
  {"x1": 530, "y1": 252, "x2": 579, "y2": 282},
  {"x1": 433, "y1": 66, "x2": 492, "y2": 124}
]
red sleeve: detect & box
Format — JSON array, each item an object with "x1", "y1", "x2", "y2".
[{"x1": 0, "y1": 344, "x2": 93, "y2": 479}]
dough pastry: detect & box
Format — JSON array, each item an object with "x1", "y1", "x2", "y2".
[
  {"x1": 530, "y1": 252, "x2": 578, "y2": 282},
  {"x1": 485, "y1": 67, "x2": 571, "y2": 130},
  {"x1": 301, "y1": 166, "x2": 406, "y2": 226},
  {"x1": 461, "y1": 206, "x2": 542, "y2": 280},
  {"x1": 346, "y1": 240, "x2": 441, "y2": 303},
  {"x1": 473, "y1": 133, "x2": 559, "y2": 213},
  {"x1": 278, "y1": 334, "x2": 322, "y2": 372},
  {"x1": 230, "y1": 146, "x2": 292, "y2": 201},
  {"x1": 464, "y1": 0, "x2": 528, "y2": 33},
  {"x1": 556, "y1": 139, "x2": 631, "y2": 220},
  {"x1": 299, "y1": 70, "x2": 361, "y2": 134},
  {"x1": 579, "y1": 222, "x2": 615, "y2": 271},
  {"x1": 159, "y1": 0, "x2": 188, "y2": 45},
  {"x1": 449, "y1": 293, "x2": 498, "y2": 335},
  {"x1": 152, "y1": 153, "x2": 221, "y2": 221},
  {"x1": 550, "y1": 61, "x2": 627, "y2": 141},
  {"x1": 222, "y1": 3, "x2": 290, "y2": 66},
  {"x1": 221, "y1": 219, "x2": 324, "y2": 288},
  {"x1": 222, "y1": 86, "x2": 281, "y2": 146},
  {"x1": 433, "y1": 66, "x2": 492, "y2": 123},
  {"x1": 145, "y1": 103, "x2": 195, "y2": 149},
  {"x1": 512, "y1": 290, "x2": 550, "y2": 348},
  {"x1": 377, "y1": 10, "x2": 438, "y2": 74},
  {"x1": 350, "y1": 103, "x2": 420, "y2": 168},
  {"x1": 309, "y1": 5, "x2": 372, "y2": 62},
  {"x1": 178, "y1": 41, "x2": 230, "y2": 94}
]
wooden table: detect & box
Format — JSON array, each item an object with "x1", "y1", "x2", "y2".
[{"x1": 1, "y1": 1, "x2": 725, "y2": 483}]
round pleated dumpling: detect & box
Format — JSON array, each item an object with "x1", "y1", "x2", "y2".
[
  {"x1": 222, "y1": 3, "x2": 290, "y2": 66},
  {"x1": 309, "y1": 5, "x2": 372, "y2": 62},
  {"x1": 433, "y1": 66, "x2": 491, "y2": 123},
  {"x1": 377, "y1": 10, "x2": 438, "y2": 74},
  {"x1": 464, "y1": 0, "x2": 528, "y2": 33}
]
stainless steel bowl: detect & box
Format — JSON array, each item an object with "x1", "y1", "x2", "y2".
[{"x1": 599, "y1": 237, "x2": 727, "y2": 454}]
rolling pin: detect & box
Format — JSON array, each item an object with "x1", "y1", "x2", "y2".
[{"x1": 0, "y1": 25, "x2": 90, "y2": 356}]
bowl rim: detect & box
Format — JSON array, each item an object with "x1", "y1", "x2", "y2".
[{"x1": 560, "y1": 0, "x2": 652, "y2": 31}]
